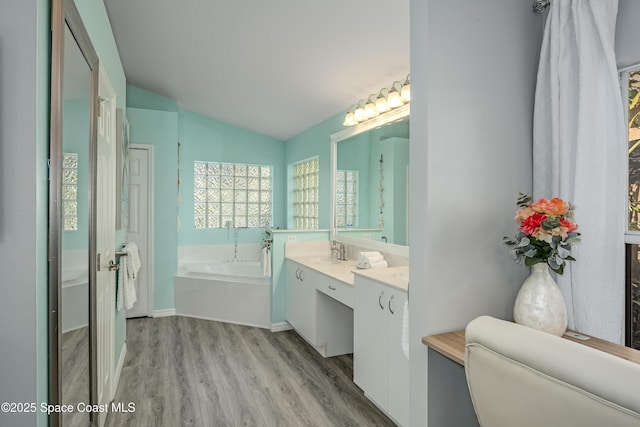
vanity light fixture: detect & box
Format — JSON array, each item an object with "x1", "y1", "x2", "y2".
[
  {"x1": 343, "y1": 76, "x2": 410, "y2": 126},
  {"x1": 386, "y1": 81, "x2": 404, "y2": 108}
]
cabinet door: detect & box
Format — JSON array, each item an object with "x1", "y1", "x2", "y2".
[
  {"x1": 386, "y1": 287, "x2": 409, "y2": 426},
  {"x1": 286, "y1": 262, "x2": 317, "y2": 344},
  {"x1": 353, "y1": 277, "x2": 387, "y2": 408}
]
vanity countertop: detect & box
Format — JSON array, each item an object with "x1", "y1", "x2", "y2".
[
  {"x1": 353, "y1": 266, "x2": 409, "y2": 292},
  {"x1": 286, "y1": 255, "x2": 409, "y2": 291}
]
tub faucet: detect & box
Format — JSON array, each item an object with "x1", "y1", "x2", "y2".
[{"x1": 331, "y1": 241, "x2": 346, "y2": 261}]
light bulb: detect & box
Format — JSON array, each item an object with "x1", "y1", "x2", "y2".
[
  {"x1": 343, "y1": 112, "x2": 357, "y2": 126},
  {"x1": 387, "y1": 89, "x2": 404, "y2": 108},
  {"x1": 376, "y1": 92, "x2": 390, "y2": 113},
  {"x1": 364, "y1": 96, "x2": 378, "y2": 118},
  {"x1": 401, "y1": 83, "x2": 410, "y2": 102}
]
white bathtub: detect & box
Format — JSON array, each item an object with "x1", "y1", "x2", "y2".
[
  {"x1": 181, "y1": 260, "x2": 267, "y2": 283},
  {"x1": 62, "y1": 267, "x2": 89, "y2": 333},
  {"x1": 175, "y1": 252, "x2": 271, "y2": 329}
]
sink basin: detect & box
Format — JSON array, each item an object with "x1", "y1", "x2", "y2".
[
  {"x1": 393, "y1": 271, "x2": 410, "y2": 282},
  {"x1": 311, "y1": 257, "x2": 341, "y2": 265}
]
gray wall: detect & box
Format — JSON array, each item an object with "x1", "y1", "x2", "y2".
[
  {"x1": 409, "y1": 0, "x2": 543, "y2": 425},
  {"x1": 0, "y1": 1, "x2": 50, "y2": 426}
]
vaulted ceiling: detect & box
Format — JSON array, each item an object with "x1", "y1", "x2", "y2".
[{"x1": 103, "y1": 0, "x2": 410, "y2": 140}]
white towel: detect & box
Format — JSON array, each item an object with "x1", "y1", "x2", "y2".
[
  {"x1": 369, "y1": 260, "x2": 388, "y2": 269},
  {"x1": 402, "y1": 301, "x2": 409, "y2": 360},
  {"x1": 262, "y1": 247, "x2": 271, "y2": 277},
  {"x1": 358, "y1": 251, "x2": 386, "y2": 268},
  {"x1": 117, "y1": 242, "x2": 141, "y2": 311},
  {"x1": 359, "y1": 251, "x2": 381, "y2": 257},
  {"x1": 365, "y1": 254, "x2": 385, "y2": 264}
]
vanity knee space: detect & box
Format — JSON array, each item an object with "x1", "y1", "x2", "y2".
[{"x1": 285, "y1": 254, "x2": 409, "y2": 426}]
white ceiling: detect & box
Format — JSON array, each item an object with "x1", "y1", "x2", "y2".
[{"x1": 103, "y1": 0, "x2": 410, "y2": 141}]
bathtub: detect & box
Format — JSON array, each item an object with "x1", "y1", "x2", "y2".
[
  {"x1": 174, "y1": 256, "x2": 271, "y2": 329},
  {"x1": 62, "y1": 267, "x2": 89, "y2": 333},
  {"x1": 181, "y1": 260, "x2": 267, "y2": 283}
]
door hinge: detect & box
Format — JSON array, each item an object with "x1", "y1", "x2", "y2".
[{"x1": 47, "y1": 159, "x2": 51, "y2": 181}]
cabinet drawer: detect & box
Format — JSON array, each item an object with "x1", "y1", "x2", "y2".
[{"x1": 317, "y1": 279, "x2": 354, "y2": 308}]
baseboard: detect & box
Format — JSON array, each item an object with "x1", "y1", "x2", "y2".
[
  {"x1": 153, "y1": 308, "x2": 176, "y2": 318},
  {"x1": 270, "y1": 322, "x2": 293, "y2": 332},
  {"x1": 112, "y1": 343, "x2": 127, "y2": 400},
  {"x1": 175, "y1": 312, "x2": 270, "y2": 329}
]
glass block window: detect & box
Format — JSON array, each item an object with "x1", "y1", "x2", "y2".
[
  {"x1": 336, "y1": 170, "x2": 358, "y2": 227},
  {"x1": 292, "y1": 157, "x2": 319, "y2": 229},
  {"x1": 193, "y1": 161, "x2": 272, "y2": 229},
  {"x1": 62, "y1": 153, "x2": 78, "y2": 231}
]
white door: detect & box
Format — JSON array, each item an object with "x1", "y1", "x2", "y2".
[
  {"x1": 96, "y1": 63, "x2": 116, "y2": 427},
  {"x1": 126, "y1": 146, "x2": 151, "y2": 318}
]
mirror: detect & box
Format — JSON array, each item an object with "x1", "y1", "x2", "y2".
[
  {"x1": 49, "y1": 0, "x2": 99, "y2": 425},
  {"x1": 60, "y1": 23, "x2": 91, "y2": 427},
  {"x1": 330, "y1": 104, "x2": 410, "y2": 253}
]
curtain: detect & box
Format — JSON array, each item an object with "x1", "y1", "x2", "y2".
[{"x1": 533, "y1": 0, "x2": 625, "y2": 343}]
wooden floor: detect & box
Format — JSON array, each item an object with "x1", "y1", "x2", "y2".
[
  {"x1": 61, "y1": 327, "x2": 90, "y2": 427},
  {"x1": 106, "y1": 316, "x2": 395, "y2": 427}
]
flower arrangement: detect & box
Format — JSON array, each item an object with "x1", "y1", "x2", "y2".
[{"x1": 503, "y1": 193, "x2": 580, "y2": 274}]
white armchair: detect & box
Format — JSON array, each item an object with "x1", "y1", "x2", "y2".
[{"x1": 464, "y1": 316, "x2": 640, "y2": 427}]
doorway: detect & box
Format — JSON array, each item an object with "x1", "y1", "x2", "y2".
[{"x1": 125, "y1": 145, "x2": 153, "y2": 318}]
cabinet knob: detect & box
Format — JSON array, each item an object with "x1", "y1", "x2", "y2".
[
  {"x1": 378, "y1": 291, "x2": 385, "y2": 310},
  {"x1": 328, "y1": 285, "x2": 336, "y2": 291},
  {"x1": 388, "y1": 294, "x2": 395, "y2": 314}
]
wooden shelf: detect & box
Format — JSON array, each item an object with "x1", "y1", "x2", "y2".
[{"x1": 423, "y1": 328, "x2": 640, "y2": 367}]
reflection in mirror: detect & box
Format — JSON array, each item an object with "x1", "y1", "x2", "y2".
[
  {"x1": 335, "y1": 117, "x2": 409, "y2": 246},
  {"x1": 61, "y1": 23, "x2": 91, "y2": 427}
]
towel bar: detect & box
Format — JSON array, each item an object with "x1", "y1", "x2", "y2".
[{"x1": 115, "y1": 251, "x2": 127, "y2": 257}]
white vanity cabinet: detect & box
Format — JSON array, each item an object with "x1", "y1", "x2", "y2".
[
  {"x1": 286, "y1": 261, "x2": 318, "y2": 345},
  {"x1": 286, "y1": 259, "x2": 354, "y2": 357},
  {"x1": 354, "y1": 275, "x2": 409, "y2": 426}
]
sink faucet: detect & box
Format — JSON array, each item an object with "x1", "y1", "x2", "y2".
[{"x1": 331, "y1": 241, "x2": 347, "y2": 261}]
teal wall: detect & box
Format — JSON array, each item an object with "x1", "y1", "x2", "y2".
[
  {"x1": 126, "y1": 84, "x2": 286, "y2": 311},
  {"x1": 285, "y1": 111, "x2": 345, "y2": 229},
  {"x1": 127, "y1": 107, "x2": 179, "y2": 310},
  {"x1": 178, "y1": 108, "x2": 286, "y2": 245},
  {"x1": 127, "y1": 84, "x2": 179, "y2": 112}
]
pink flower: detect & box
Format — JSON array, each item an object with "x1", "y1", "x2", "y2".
[{"x1": 520, "y1": 213, "x2": 546, "y2": 235}]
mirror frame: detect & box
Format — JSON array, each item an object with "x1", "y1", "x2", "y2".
[
  {"x1": 49, "y1": 0, "x2": 99, "y2": 425},
  {"x1": 330, "y1": 103, "x2": 410, "y2": 257}
]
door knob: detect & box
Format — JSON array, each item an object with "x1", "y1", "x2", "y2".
[{"x1": 108, "y1": 260, "x2": 119, "y2": 271}]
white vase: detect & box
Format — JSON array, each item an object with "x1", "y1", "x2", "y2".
[{"x1": 513, "y1": 263, "x2": 568, "y2": 336}]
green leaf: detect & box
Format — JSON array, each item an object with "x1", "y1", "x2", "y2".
[{"x1": 541, "y1": 216, "x2": 560, "y2": 230}]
